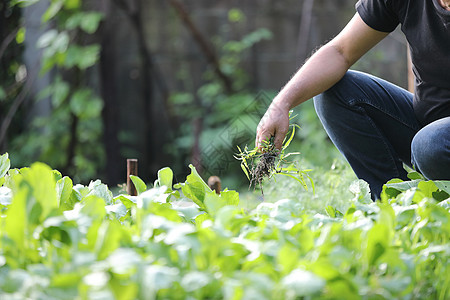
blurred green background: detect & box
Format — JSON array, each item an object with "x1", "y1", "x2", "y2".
[{"x1": 0, "y1": 0, "x2": 410, "y2": 191}]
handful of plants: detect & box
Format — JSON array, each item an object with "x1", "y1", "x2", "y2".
[{"x1": 235, "y1": 119, "x2": 313, "y2": 195}]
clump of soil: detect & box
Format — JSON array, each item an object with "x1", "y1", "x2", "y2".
[{"x1": 250, "y1": 150, "x2": 278, "y2": 190}]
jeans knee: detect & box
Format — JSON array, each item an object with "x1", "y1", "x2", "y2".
[
  {"x1": 313, "y1": 70, "x2": 361, "y2": 118},
  {"x1": 313, "y1": 82, "x2": 343, "y2": 121},
  {"x1": 313, "y1": 93, "x2": 329, "y2": 120},
  {"x1": 411, "y1": 120, "x2": 450, "y2": 179}
]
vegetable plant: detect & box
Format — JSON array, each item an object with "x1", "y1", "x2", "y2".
[{"x1": 0, "y1": 152, "x2": 449, "y2": 300}]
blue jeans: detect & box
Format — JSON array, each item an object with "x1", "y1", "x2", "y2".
[{"x1": 313, "y1": 70, "x2": 450, "y2": 198}]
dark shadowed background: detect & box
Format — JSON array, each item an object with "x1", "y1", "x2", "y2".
[{"x1": 0, "y1": 0, "x2": 409, "y2": 189}]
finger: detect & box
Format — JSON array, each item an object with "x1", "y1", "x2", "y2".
[
  {"x1": 255, "y1": 132, "x2": 260, "y2": 148},
  {"x1": 259, "y1": 131, "x2": 274, "y2": 150},
  {"x1": 256, "y1": 121, "x2": 266, "y2": 148},
  {"x1": 256, "y1": 132, "x2": 266, "y2": 150},
  {"x1": 273, "y1": 130, "x2": 287, "y2": 151},
  {"x1": 255, "y1": 125, "x2": 262, "y2": 148}
]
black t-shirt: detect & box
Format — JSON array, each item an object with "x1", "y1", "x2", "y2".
[{"x1": 356, "y1": 0, "x2": 450, "y2": 126}]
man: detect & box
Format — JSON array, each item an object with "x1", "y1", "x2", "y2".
[{"x1": 256, "y1": 0, "x2": 450, "y2": 198}]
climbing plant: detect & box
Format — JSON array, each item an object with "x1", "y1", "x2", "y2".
[{"x1": 9, "y1": 0, "x2": 104, "y2": 182}]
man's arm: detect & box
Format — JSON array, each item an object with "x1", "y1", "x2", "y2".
[{"x1": 256, "y1": 13, "x2": 389, "y2": 149}]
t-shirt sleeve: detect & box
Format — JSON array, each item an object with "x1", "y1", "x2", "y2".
[{"x1": 355, "y1": 0, "x2": 399, "y2": 32}]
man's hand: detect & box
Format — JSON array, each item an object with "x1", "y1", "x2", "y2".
[{"x1": 256, "y1": 102, "x2": 290, "y2": 151}]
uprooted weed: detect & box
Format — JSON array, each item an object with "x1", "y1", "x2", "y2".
[
  {"x1": 249, "y1": 149, "x2": 278, "y2": 192},
  {"x1": 235, "y1": 120, "x2": 313, "y2": 197}
]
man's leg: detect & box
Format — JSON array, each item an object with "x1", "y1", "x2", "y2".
[
  {"x1": 412, "y1": 117, "x2": 450, "y2": 180},
  {"x1": 313, "y1": 70, "x2": 421, "y2": 198}
]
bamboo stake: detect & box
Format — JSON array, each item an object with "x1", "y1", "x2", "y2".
[{"x1": 127, "y1": 159, "x2": 138, "y2": 196}]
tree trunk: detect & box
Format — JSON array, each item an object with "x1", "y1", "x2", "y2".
[
  {"x1": 99, "y1": 2, "x2": 122, "y2": 185},
  {"x1": 169, "y1": 0, "x2": 234, "y2": 94},
  {"x1": 297, "y1": 0, "x2": 315, "y2": 63}
]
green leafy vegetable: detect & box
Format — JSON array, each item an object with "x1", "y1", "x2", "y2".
[{"x1": 0, "y1": 153, "x2": 449, "y2": 299}]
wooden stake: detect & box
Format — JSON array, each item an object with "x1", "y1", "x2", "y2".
[
  {"x1": 207, "y1": 176, "x2": 221, "y2": 195},
  {"x1": 127, "y1": 159, "x2": 138, "y2": 196}
]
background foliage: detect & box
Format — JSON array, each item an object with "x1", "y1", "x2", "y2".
[
  {"x1": 2, "y1": 0, "x2": 104, "y2": 182},
  {"x1": 0, "y1": 0, "x2": 409, "y2": 188}
]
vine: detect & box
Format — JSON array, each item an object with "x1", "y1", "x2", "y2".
[{"x1": 10, "y1": 0, "x2": 104, "y2": 182}]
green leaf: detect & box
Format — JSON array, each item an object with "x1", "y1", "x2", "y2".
[
  {"x1": 42, "y1": 0, "x2": 64, "y2": 22},
  {"x1": 277, "y1": 172, "x2": 308, "y2": 190},
  {"x1": 187, "y1": 164, "x2": 211, "y2": 191},
  {"x1": 417, "y1": 181, "x2": 439, "y2": 198},
  {"x1": 182, "y1": 180, "x2": 207, "y2": 210},
  {"x1": 220, "y1": 189, "x2": 240, "y2": 206},
  {"x1": 156, "y1": 167, "x2": 173, "y2": 191},
  {"x1": 95, "y1": 220, "x2": 127, "y2": 260},
  {"x1": 70, "y1": 89, "x2": 92, "y2": 118},
  {"x1": 195, "y1": 213, "x2": 210, "y2": 226},
  {"x1": 16, "y1": 27, "x2": 26, "y2": 44},
  {"x1": 56, "y1": 176, "x2": 78, "y2": 210},
  {"x1": 86, "y1": 180, "x2": 113, "y2": 205},
  {"x1": 39, "y1": 31, "x2": 69, "y2": 59},
  {"x1": 379, "y1": 276, "x2": 412, "y2": 294},
  {"x1": 228, "y1": 8, "x2": 245, "y2": 23},
  {"x1": 365, "y1": 223, "x2": 390, "y2": 266},
  {"x1": 77, "y1": 44, "x2": 101, "y2": 69},
  {"x1": 204, "y1": 193, "x2": 225, "y2": 215},
  {"x1": 70, "y1": 89, "x2": 103, "y2": 119},
  {"x1": 115, "y1": 195, "x2": 137, "y2": 210},
  {"x1": 36, "y1": 30, "x2": 58, "y2": 49},
  {"x1": 142, "y1": 265, "x2": 180, "y2": 293},
  {"x1": 277, "y1": 245, "x2": 300, "y2": 274},
  {"x1": 281, "y1": 124, "x2": 296, "y2": 151},
  {"x1": 407, "y1": 171, "x2": 425, "y2": 180},
  {"x1": 438, "y1": 198, "x2": 450, "y2": 209},
  {"x1": 51, "y1": 272, "x2": 82, "y2": 288},
  {"x1": 81, "y1": 195, "x2": 106, "y2": 220},
  {"x1": 66, "y1": 11, "x2": 103, "y2": 33},
  {"x1": 0, "y1": 185, "x2": 11, "y2": 205},
  {"x1": 51, "y1": 78, "x2": 70, "y2": 108},
  {"x1": 326, "y1": 205, "x2": 336, "y2": 218},
  {"x1": 4, "y1": 186, "x2": 27, "y2": 249},
  {"x1": 0, "y1": 269, "x2": 30, "y2": 293},
  {"x1": 181, "y1": 271, "x2": 211, "y2": 292},
  {"x1": 434, "y1": 181, "x2": 450, "y2": 195},
  {"x1": 64, "y1": 0, "x2": 80, "y2": 9},
  {"x1": 11, "y1": 0, "x2": 40, "y2": 7},
  {"x1": 179, "y1": 164, "x2": 213, "y2": 209},
  {"x1": 64, "y1": 45, "x2": 101, "y2": 69},
  {"x1": 281, "y1": 269, "x2": 325, "y2": 297},
  {"x1": 0, "y1": 153, "x2": 10, "y2": 179},
  {"x1": 349, "y1": 179, "x2": 371, "y2": 203},
  {"x1": 17, "y1": 162, "x2": 58, "y2": 221},
  {"x1": 384, "y1": 179, "x2": 421, "y2": 192},
  {"x1": 240, "y1": 162, "x2": 250, "y2": 181},
  {"x1": 65, "y1": 13, "x2": 83, "y2": 30},
  {"x1": 80, "y1": 12, "x2": 103, "y2": 34},
  {"x1": 171, "y1": 201, "x2": 202, "y2": 221},
  {"x1": 130, "y1": 175, "x2": 147, "y2": 195}
]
